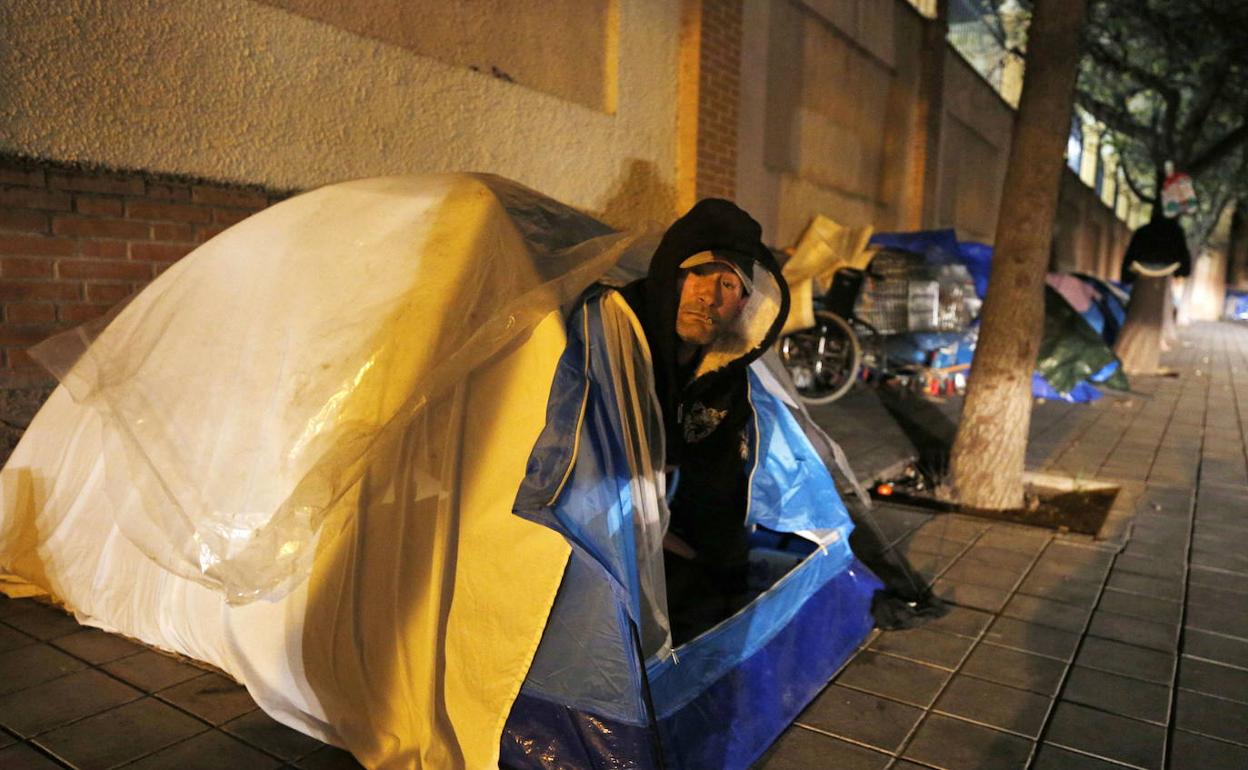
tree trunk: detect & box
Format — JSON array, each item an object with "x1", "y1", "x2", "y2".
[
  {"x1": 1115, "y1": 275, "x2": 1171, "y2": 373},
  {"x1": 949, "y1": 0, "x2": 1088, "y2": 510}
]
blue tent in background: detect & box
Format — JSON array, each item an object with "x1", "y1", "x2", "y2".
[
  {"x1": 1229, "y1": 290, "x2": 1248, "y2": 320},
  {"x1": 502, "y1": 289, "x2": 881, "y2": 770},
  {"x1": 867, "y1": 229, "x2": 1126, "y2": 403}
]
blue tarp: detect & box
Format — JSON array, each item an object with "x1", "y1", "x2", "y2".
[
  {"x1": 1228, "y1": 290, "x2": 1248, "y2": 320},
  {"x1": 869, "y1": 228, "x2": 991, "y2": 300},
  {"x1": 504, "y1": 290, "x2": 879, "y2": 769},
  {"x1": 867, "y1": 230, "x2": 1127, "y2": 400}
]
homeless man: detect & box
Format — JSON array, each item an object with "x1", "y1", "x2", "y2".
[{"x1": 619, "y1": 199, "x2": 790, "y2": 645}]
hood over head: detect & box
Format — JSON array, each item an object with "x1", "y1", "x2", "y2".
[{"x1": 620, "y1": 199, "x2": 790, "y2": 455}]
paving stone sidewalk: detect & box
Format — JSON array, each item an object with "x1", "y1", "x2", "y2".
[
  {"x1": 2, "y1": 322, "x2": 1247, "y2": 769},
  {"x1": 759, "y1": 321, "x2": 1248, "y2": 770}
]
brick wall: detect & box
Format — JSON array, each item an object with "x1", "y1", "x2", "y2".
[
  {"x1": 0, "y1": 155, "x2": 283, "y2": 462},
  {"x1": 694, "y1": 0, "x2": 743, "y2": 201},
  {"x1": 0, "y1": 156, "x2": 283, "y2": 388}
]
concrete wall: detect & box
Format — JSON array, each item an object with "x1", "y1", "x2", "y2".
[
  {"x1": 737, "y1": 0, "x2": 1014, "y2": 248},
  {"x1": 1051, "y1": 170, "x2": 1133, "y2": 280},
  {"x1": 0, "y1": 0, "x2": 681, "y2": 228}
]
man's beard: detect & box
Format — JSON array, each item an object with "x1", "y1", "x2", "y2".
[{"x1": 676, "y1": 307, "x2": 719, "y2": 346}]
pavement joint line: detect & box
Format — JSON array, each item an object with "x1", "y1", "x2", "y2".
[
  {"x1": 1174, "y1": 725, "x2": 1248, "y2": 752},
  {"x1": 1162, "y1": 343, "x2": 1211, "y2": 770},
  {"x1": 787, "y1": 719, "x2": 901, "y2": 759}
]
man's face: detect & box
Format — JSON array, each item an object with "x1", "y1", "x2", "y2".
[{"x1": 675, "y1": 261, "x2": 748, "y2": 346}]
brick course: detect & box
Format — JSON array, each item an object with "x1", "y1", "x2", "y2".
[
  {"x1": 695, "y1": 0, "x2": 743, "y2": 202},
  {"x1": 0, "y1": 156, "x2": 284, "y2": 387}
]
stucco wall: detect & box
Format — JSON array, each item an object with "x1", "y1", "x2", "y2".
[
  {"x1": 932, "y1": 52, "x2": 1013, "y2": 244},
  {"x1": 0, "y1": 0, "x2": 680, "y2": 227},
  {"x1": 738, "y1": 0, "x2": 941, "y2": 247}
]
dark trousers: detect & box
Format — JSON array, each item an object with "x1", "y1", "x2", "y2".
[{"x1": 664, "y1": 550, "x2": 749, "y2": 646}]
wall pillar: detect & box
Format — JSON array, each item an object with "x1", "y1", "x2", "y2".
[{"x1": 677, "y1": 0, "x2": 744, "y2": 210}]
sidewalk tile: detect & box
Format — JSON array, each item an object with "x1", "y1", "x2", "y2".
[
  {"x1": 834, "y1": 651, "x2": 950, "y2": 708},
  {"x1": 1189, "y1": 565, "x2": 1248, "y2": 595},
  {"x1": 0, "y1": 625, "x2": 35, "y2": 654},
  {"x1": 1097, "y1": 588, "x2": 1183, "y2": 625},
  {"x1": 963, "y1": 543, "x2": 1042, "y2": 569},
  {"x1": 1169, "y1": 730, "x2": 1248, "y2": 769},
  {"x1": 932, "y1": 674, "x2": 1051, "y2": 738},
  {"x1": 34, "y1": 697, "x2": 206, "y2": 770},
  {"x1": 1120, "y1": 538, "x2": 1188, "y2": 563},
  {"x1": 961, "y1": 644, "x2": 1066, "y2": 696},
  {"x1": 797, "y1": 684, "x2": 922, "y2": 752},
  {"x1": 902, "y1": 532, "x2": 969, "y2": 559},
  {"x1": 0, "y1": 743, "x2": 64, "y2": 770},
  {"x1": 902, "y1": 713, "x2": 1033, "y2": 770},
  {"x1": 50, "y1": 628, "x2": 143, "y2": 664},
  {"x1": 1087, "y1": 610, "x2": 1178, "y2": 652},
  {"x1": 754, "y1": 726, "x2": 890, "y2": 770},
  {"x1": 919, "y1": 606, "x2": 993, "y2": 639},
  {"x1": 1045, "y1": 701, "x2": 1165, "y2": 769},
  {"x1": 940, "y1": 560, "x2": 1024, "y2": 592},
  {"x1": 1179, "y1": 657, "x2": 1248, "y2": 704},
  {"x1": 0, "y1": 605, "x2": 82, "y2": 641},
  {"x1": 1183, "y1": 627, "x2": 1248, "y2": 669},
  {"x1": 1017, "y1": 571, "x2": 1102, "y2": 608},
  {"x1": 1115, "y1": 552, "x2": 1186, "y2": 580},
  {"x1": 157, "y1": 673, "x2": 256, "y2": 726},
  {"x1": 0, "y1": 668, "x2": 141, "y2": 737},
  {"x1": 968, "y1": 531, "x2": 1048, "y2": 556},
  {"x1": 1174, "y1": 689, "x2": 1248, "y2": 746},
  {"x1": 1191, "y1": 549, "x2": 1248, "y2": 573},
  {"x1": 869, "y1": 626, "x2": 975, "y2": 670},
  {"x1": 915, "y1": 516, "x2": 988, "y2": 544},
  {"x1": 103, "y1": 649, "x2": 206, "y2": 692},
  {"x1": 1192, "y1": 531, "x2": 1248, "y2": 557},
  {"x1": 982, "y1": 616, "x2": 1080, "y2": 661},
  {"x1": 1186, "y1": 598, "x2": 1248, "y2": 639},
  {"x1": 1105, "y1": 569, "x2": 1184, "y2": 601},
  {"x1": 1001, "y1": 594, "x2": 1091, "y2": 633},
  {"x1": 1074, "y1": 636, "x2": 1175, "y2": 685},
  {"x1": 1061, "y1": 665, "x2": 1171, "y2": 724},
  {"x1": 932, "y1": 578, "x2": 1010, "y2": 613},
  {"x1": 0, "y1": 596, "x2": 35, "y2": 619},
  {"x1": 222, "y1": 709, "x2": 325, "y2": 762},
  {"x1": 128, "y1": 729, "x2": 281, "y2": 770},
  {"x1": 1032, "y1": 743, "x2": 1129, "y2": 769},
  {"x1": 0, "y1": 644, "x2": 88, "y2": 696}
]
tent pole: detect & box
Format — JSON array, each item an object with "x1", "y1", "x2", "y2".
[{"x1": 629, "y1": 620, "x2": 668, "y2": 770}]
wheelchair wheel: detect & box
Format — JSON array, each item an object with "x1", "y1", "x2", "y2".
[{"x1": 779, "y1": 311, "x2": 862, "y2": 405}]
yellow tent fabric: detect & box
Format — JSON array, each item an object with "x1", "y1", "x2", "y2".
[
  {"x1": 0, "y1": 175, "x2": 649, "y2": 768},
  {"x1": 780, "y1": 215, "x2": 874, "y2": 336}
]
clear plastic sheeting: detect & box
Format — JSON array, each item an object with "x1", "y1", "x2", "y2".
[{"x1": 26, "y1": 174, "x2": 645, "y2": 604}]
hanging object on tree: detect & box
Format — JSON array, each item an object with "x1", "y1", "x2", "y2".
[{"x1": 1161, "y1": 170, "x2": 1197, "y2": 217}]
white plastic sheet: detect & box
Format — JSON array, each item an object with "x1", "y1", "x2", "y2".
[{"x1": 27, "y1": 174, "x2": 642, "y2": 604}]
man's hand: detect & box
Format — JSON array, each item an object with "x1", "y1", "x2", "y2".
[{"x1": 663, "y1": 531, "x2": 698, "y2": 560}]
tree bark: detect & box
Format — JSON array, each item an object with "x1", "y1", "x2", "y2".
[
  {"x1": 949, "y1": 0, "x2": 1088, "y2": 510},
  {"x1": 1115, "y1": 275, "x2": 1171, "y2": 373}
]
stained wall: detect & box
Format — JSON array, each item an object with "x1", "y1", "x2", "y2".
[{"x1": 0, "y1": 0, "x2": 680, "y2": 227}]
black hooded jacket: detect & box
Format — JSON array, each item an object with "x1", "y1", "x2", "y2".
[
  {"x1": 619, "y1": 199, "x2": 790, "y2": 565},
  {"x1": 1120, "y1": 215, "x2": 1191, "y2": 283}
]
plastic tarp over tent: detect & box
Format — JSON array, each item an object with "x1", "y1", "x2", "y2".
[
  {"x1": 0, "y1": 174, "x2": 882, "y2": 769},
  {"x1": 0, "y1": 175, "x2": 648, "y2": 768}
]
